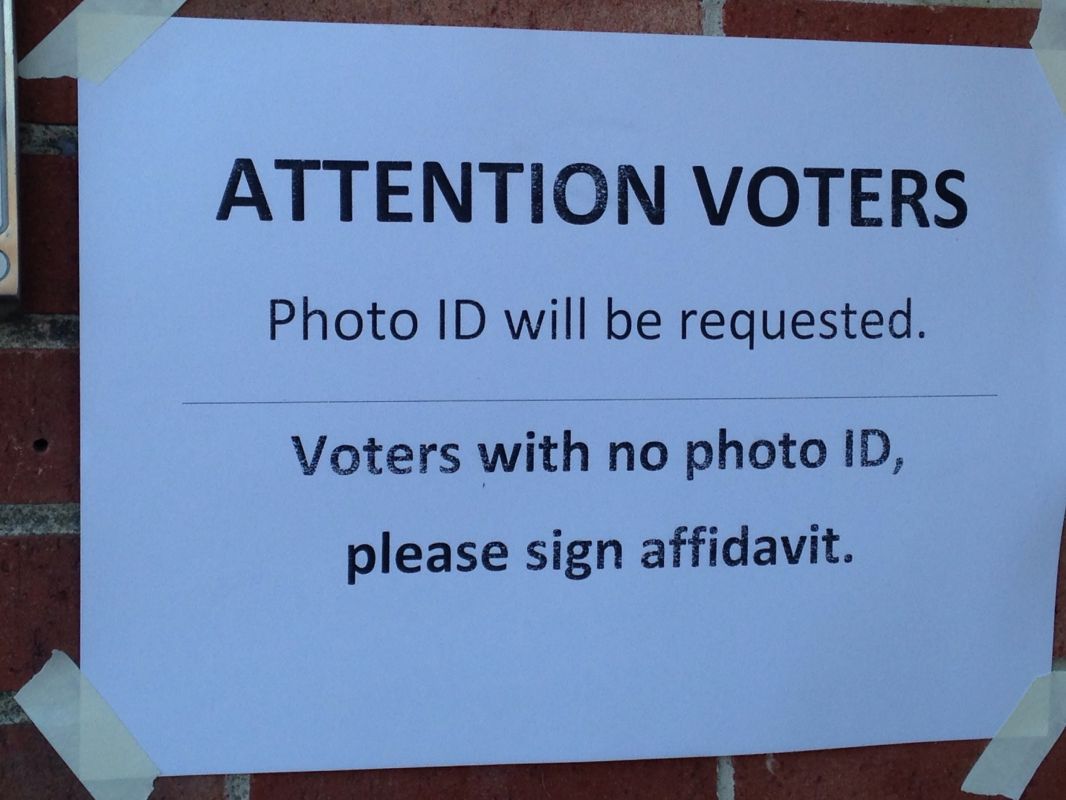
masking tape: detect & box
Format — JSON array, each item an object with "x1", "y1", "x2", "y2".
[
  {"x1": 962, "y1": 671, "x2": 1066, "y2": 799},
  {"x1": 1032, "y1": 0, "x2": 1066, "y2": 115},
  {"x1": 14, "y1": 651, "x2": 160, "y2": 800},
  {"x1": 18, "y1": 0, "x2": 187, "y2": 84}
]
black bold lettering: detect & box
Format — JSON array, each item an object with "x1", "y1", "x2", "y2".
[
  {"x1": 692, "y1": 165, "x2": 743, "y2": 225},
  {"x1": 377, "y1": 161, "x2": 414, "y2": 222},
  {"x1": 217, "y1": 158, "x2": 272, "y2": 220},
  {"x1": 554, "y1": 163, "x2": 608, "y2": 225},
  {"x1": 934, "y1": 169, "x2": 967, "y2": 228},
  {"x1": 423, "y1": 162, "x2": 472, "y2": 222},
  {"x1": 323, "y1": 160, "x2": 369, "y2": 221},
  {"x1": 274, "y1": 159, "x2": 321, "y2": 221},
  {"x1": 478, "y1": 162, "x2": 524, "y2": 223},
  {"x1": 891, "y1": 169, "x2": 930, "y2": 227},
  {"x1": 748, "y1": 166, "x2": 799, "y2": 227},
  {"x1": 618, "y1": 165, "x2": 665, "y2": 225},
  {"x1": 850, "y1": 168, "x2": 883, "y2": 227}
]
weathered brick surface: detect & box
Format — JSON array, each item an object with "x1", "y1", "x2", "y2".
[
  {"x1": 152, "y1": 775, "x2": 228, "y2": 800},
  {"x1": 15, "y1": 0, "x2": 81, "y2": 124},
  {"x1": 20, "y1": 154, "x2": 79, "y2": 314},
  {"x1": 723, "y1": 1, "x2": 1039, "y2": 47},
  {"x1": 0, "y1": 723, "x2": 89, "y2": 800},
  {"x1": 0, "y1": 535, "x2": 78, "y2": 691},
  {"x1": 1055, "y1": 519, "x2": 1066, "y2": 660},
  {"x1": 733, "y1": 735, "x2": 1066, "y2": 800},
  {"x1": 7, "y1": 2, "x2": 1066, "y2": 799},
  {"x1": 1024, "y1": 730, "x2": 1066, "y2": 800},
  {"x1": 253, "y1": 758, "x2": 716, "y2": 799},
  {"x1": 14, "y1": 1, "x2": 81, "y2": 58},
  {"x1": 178, "y1": 0, "x2": 701, "y2": 34},
  {"x1": 14, "y1": 0, "x2": 699, "y2": 125},
  {"x1": 17, "y1": 79, "x2": 76, "y2": 126},
  {"x1": 0, "y1": 350, "x2": 79, "y2": 504},
  {"x1": 735, "y1": 735, "x2": 1066, "y2": 800},
  {"x1": 733, "y1": 742, "x2": 989, "y2": 800},
  {"x1": 0, "y1": 723, "x2": 224, "y2": 800}
]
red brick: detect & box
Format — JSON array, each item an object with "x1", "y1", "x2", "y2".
[
  {"x1": 0, "y1": 722, "x2": 90, "y2": 800},
  {"x1": 15, "y1": 1, "x2": 81, "y2": 59},
  {"x1": 7, "y1": 4, "x2": 1061, "y2": 800},
  {"x1": 20, "y1": 154, "x2": 78, "y2": 314},
  {"x1": 1055, "y1": 518, "x2": 1066, "y2": 660},
  {"x1": 177, "y1": 0, "x2": 701, "y2": 34},
  {"x1": 18, "y1": 79, "x2": 76, "y2": 126},
  {"x1": 253, "y1": 757, "x2": 715, "y2": 800},
  {"x1": 0, "y1": 535, "x2": 77, "y2": 691},
  {"x1": 14, "y1": 0, "x2": 700, "y2": 125},
  {"x1": 1023, "y1": 727, "x2": 1066, "y2": 800},
  {"x1": 733, "y1": 741, "x2": 988, "y2": 800},
  {"x1": 15, "y1": 1, "x2": 81, "y2": 124},
  {"x1": 152, "y1": 775, "x2": 227, "y2": 800},
  {"x1": 0, "y1": 350, "x2": 79, "y2": 504},
  {"x1": 0, "y1": 723, "x2": 223, "y2": 800},
  {"x1": 723, "y1": 1, "x2": 1039, "y2": 48}
]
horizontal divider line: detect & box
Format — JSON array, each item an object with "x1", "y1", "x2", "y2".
[{"x1": 184, "y1": 393, "x2": 998, "y2": 406}]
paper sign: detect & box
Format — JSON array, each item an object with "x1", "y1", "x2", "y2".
[{"x1": 79, "y1": 19, "x2": 1066, "y2": 775}]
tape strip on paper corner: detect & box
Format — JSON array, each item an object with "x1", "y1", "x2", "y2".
[
  {"x1": 14, "y1": 651, "x2": 161, "y2": 800},
  {"x1": 1032, "y1": 0, "x2": 1066, "y2": 115},
  {"x1": 18, "y1": 0, "x2": 187, "y2": 84},
  {"x1": 962, "y1": 671, "x2": 1066, "y2": 800}
]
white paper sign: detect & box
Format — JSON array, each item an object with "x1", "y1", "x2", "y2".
[{"x1": 79, "y1": 18, "x2": 1066, "y2": 775}]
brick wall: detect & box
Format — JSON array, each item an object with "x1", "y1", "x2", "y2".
[{"x1": 2, "y1": 1, "x2": 1063, "y2": 798}]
